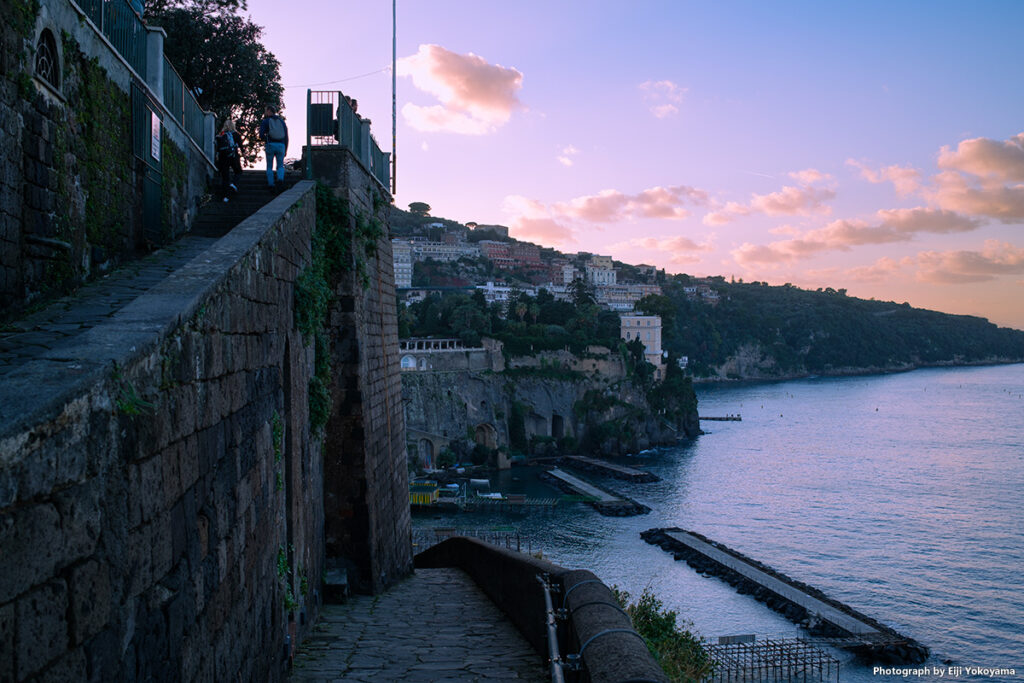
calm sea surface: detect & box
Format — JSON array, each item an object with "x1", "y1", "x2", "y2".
[{"x1": 413, "y1": 364, "x2": 1024, "y2": 682}]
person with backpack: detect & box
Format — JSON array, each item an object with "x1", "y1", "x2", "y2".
[
  {"x1": 259, "y1": 105, "x2": 288, "y2": 191},
  {"x1": 215, "y1": 118, "x2": 243, "y2": 202}
]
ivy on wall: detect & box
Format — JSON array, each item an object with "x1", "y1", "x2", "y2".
[
  {"x1": 295, "y1": 183, "x2": 385, "y2": 430},
  {"x1": 161, "y1": 134, "x2": 187, "y2": 242}
]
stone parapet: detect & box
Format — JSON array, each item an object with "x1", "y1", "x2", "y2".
[{"x1": 0, "y1": 183, "x2": 324, "y2": 682}]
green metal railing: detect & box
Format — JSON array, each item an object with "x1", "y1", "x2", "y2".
[
  {"x1": 77, "y1": 0, "x2": 147, "y2": 76},
  {"x1": 163, "y1": 57, "x2": 206, "y2": 150},
  {"x1": 307, "y1": 90, "x2": 390, "y2": 190}
]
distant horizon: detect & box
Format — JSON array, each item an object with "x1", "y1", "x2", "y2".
[{"x1": 246, "y1": 0, "x2": 1024, "y2": 330}]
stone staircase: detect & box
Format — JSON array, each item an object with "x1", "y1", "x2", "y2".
[{"x1": 190, "y1": 169, "x2": 301, "y2": 238}]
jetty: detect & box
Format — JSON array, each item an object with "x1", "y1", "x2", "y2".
[
  {"x1": 642, "y1": 528, "x2": 929, "y2": 664},
  {"x1": 541, "y1": 468, "x2": 650, "y2": 516},
  {"x1": 560, "y1": 455, "x2": 660, "y2": 482},
  {"x1": 699, "y1": 415, "x2": 742, "y2": 421}
]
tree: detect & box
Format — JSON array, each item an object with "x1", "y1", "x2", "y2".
[
  {"x1": 408, "y1": 202, "x2": 431, "y2": 216},
  {"x1": 148, "y1": 5, "x2": 283, "y2": 165},
  {"x1": 145, "y1": 0, "x2": 245, "y2": 15},
  {"x1": 568, "y1": 278, "x2": 595, "y2": 307}
]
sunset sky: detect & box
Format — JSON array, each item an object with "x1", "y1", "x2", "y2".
[{"x1": 246, "y1": 0, "x2": 1024, "y2": 329}]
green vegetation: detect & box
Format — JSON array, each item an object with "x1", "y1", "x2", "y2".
[
  {"x1": 646, "y1": 279, "x2": 1024, "y2": 376},
  {"x1": 613, "y1": 587, "x2": 713, "y2": 682},
  {"x1": 403, "y1": 287, "x2": 623, "y2": 355},
  {"x1": 295, "y1": 184, "x2": 384, "y2": 430},
  {"x1": 148, "y1": 1, "x2": 282, "y2": 165},
  {"x1": 112, "y1": 364, "x2": 155, "y2": 416}
]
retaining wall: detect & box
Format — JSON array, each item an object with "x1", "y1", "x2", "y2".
[{"x1": 0, "y1": 184, "x2": 323, "y2": 682}]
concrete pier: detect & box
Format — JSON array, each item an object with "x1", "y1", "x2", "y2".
[
  {"x1": 541, "y1": 468, "x2": 650, "y2": 516},
  {"x1": 561, "y1": 455, "x2": 661, "y2": 482},
  {"x1": 642, "y1": 527, "x2": 929, "y2": 664}
]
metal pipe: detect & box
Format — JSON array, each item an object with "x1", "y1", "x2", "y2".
[{"x1": 537, "y1": 574, "x2": 565, "y2": 683}]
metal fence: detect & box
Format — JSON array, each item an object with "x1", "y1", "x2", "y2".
[
  {"x1": 77, "y1": 0, "x2": 147, "y2": 76},
  {"x1": 162, "y1": 57, "x2": 207, "y2": 150},
  {"x1": 307, "y1": 89, "x2": 390, "y2": 190},
  {"x1": 412, "y1": 527, "x2": 539, "y2": 555}
]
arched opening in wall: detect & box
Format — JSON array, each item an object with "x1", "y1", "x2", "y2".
[
  {"x1": 400, "y1": 355, "x2": 416, "y2": 370},
  {"x1": 417, "y1": 438, "x2": 434, "y2": 470},
  {"x1": 418, "y1": 358, "x2": 427, "y2": 371},
  {"x1": 474, "y1": 424, "x2": 497, "y2": 449},
  {"x1": 526, "y1": 412, "x2": 548, "y2": 438},
  {"x1": 551, "y1": 414, "x2": 565, "y2": 440},
  {"x1": 34, "y1": 29, "x2": 60, "y2": 92}
]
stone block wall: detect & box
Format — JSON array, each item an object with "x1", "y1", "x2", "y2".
[
  {"x1": 0, "y1": 0, "x2": 212, "y2": 321},
  {"x1": 314, "y1": 146, "x2": 414, "y2": 594},
  {"x1": 0, "y1": 183, "x2": 323, "y2": 682}
]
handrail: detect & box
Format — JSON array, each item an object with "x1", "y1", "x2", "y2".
[
  {"x1": 306, "y1": 89, "x2": 391, "y2": 191},
  {"x1": 537, "y1": 574, "x2": 566, "y2": 683}
]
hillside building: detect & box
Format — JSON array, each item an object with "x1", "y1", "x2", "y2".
[
  {"x1": 392, "y1": 239, "x2": 413, "y2": 288},
  {"x1": 620, "y1": 314, "x2": 665, "y2": 377}
]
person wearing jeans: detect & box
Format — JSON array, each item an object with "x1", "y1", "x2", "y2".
[{"x1": 259, "y1": 105, "x2": 288, "y2": 189}]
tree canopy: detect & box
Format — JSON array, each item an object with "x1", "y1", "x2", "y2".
[
  {"x1": 408, "y1": 202, "x2": 431, "y2": 216},
  {"x1": 148, "y1": 3, "x2": 282, "y2": 164}
]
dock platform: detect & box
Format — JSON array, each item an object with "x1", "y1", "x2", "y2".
[
  {"x1": 541, "y1": 467, "x2": 650, "y2": 516},
  {"x1": 642, "y1": 527, "x2": 928, "y2": 664},
  {"x1": 560, "y1": 455, "x2": 660, "y2": 482},
  {"x1": 699, "y1": 415, "x2": 742, "y2": 421}
]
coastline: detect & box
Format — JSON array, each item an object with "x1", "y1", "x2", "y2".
[{"x1": 690, "y1": 357, "x2": 1024, "y2": 385}]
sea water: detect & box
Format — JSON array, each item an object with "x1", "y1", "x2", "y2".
[{"x1": 413, "y1": 364, "x2": 1024, "y2": 682}]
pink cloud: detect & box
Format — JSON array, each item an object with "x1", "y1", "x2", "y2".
[
  {"x1": 557, "y1": 145, "x2": 579, "y2": 167},
  {"x1": 398, "y1": 44, "x2": 523, "y2": 134},
  {"x1": 705, "y1": 184, "x2": 836, "y2": 225},
  {"x1": 788, "y1": 168, "x2": 832, "y2": 184},
  {"x1": 731, "y1": 208, "x2": 979, "y2": 267},
  {"x1": 840, "y1": 257, "x2": 907, "y2": 283},
  {"x1": 929, "y1": 171, "x2": 1024, "y2": 222},
  {"x1": 916, "y1": 240, "x2": 1024, "y2": 284},
  {"x1": 937, "y1": 132, "x2": 1024, "y2": 181},
  {"x1": 847, "y1": 159, "x2": 922, "y2": 196},
  {"x1": 502, "y1": 195, "x2": 577, "y2": 245},
  {"x1": 639, "y1": 80, "x2": 686, "y2": 118},
  {"x1": 616, "y1": 235, "x2": 713, "y2": 265},
  {"x1": 556, "y1": 185, "x2": 708, "y2": 223}
]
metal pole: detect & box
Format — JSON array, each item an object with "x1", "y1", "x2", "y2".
[
  {"x1": 391, "y1": 0, "x2": 397, "y2": 196},
  {"x1": 305, "y1": 89, "x2": 312, "y2": 180}
]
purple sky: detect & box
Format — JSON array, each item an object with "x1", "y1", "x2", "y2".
[{"x1": 247, "y1": 0, "x2": 1024, "y2": 329}]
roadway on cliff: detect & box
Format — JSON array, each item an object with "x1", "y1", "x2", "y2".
[{"x1": 289, "y1": 568, "x2": 546, "y2": 682}]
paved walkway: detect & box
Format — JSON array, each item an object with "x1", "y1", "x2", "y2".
[
  {"x1": 0, "y1": 236, "x2": 216, "y2": 371},
  {"x1": 290, "y1": 568, "x2": 547, "y2": 682}
]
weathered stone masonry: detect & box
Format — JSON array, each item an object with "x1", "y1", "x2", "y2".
[
  {"x1": 0, "y1": 185, "x2": 324, "y2": 682},
  {"x1": 315, "y1": 147, "x2": 414, "y2": 594},
  {"x1": 1, "y1": 0, "x2": 212, "y2": 321}
]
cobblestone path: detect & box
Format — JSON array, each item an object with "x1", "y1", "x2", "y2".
[{"x1": 290, "y1": 568, "x2": 547, "y2": 682}]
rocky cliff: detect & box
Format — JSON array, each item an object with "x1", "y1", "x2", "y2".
[{"x1": 402, "y1": 359, "x2": 699, "y2": 468}]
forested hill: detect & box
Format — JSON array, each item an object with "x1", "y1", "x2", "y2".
[{"x1": 646, "y1": 279, "x2": 1024, "y2": 379}]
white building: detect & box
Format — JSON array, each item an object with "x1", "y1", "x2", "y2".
[
  {"x1": 392, "y1": 239, "x2": 413, "y2": 288},
  {"x1": 620, "y1": 314, "x2": 665, "y2": 372},
  {"x1": 586, "y1": 264, "x2": 617, "y2": 287},
  {"x1": 412, "y1": 241, "x2": 481, "y2": 262},
  {"x1": 475, "y1": 281, "x2": 538, "y2": 305}
]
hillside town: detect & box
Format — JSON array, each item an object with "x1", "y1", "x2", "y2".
[{"x1": 391, "y1": 212, "x2": 723, "y2": 376}]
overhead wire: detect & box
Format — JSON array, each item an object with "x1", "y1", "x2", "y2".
[{"x1": 284, "y1": 66, "x2": 391, "y2": 89}]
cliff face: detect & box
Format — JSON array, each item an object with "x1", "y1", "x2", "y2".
[{"x1": 402, "y1": 365, "x2": 699, "y2": 466}]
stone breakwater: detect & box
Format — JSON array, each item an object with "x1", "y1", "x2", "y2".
[
  {"x1": 642, "y1": 528, "x2": 929, "y2": 664},
  {"x1": 540, "y1": 469, "x2": 651, "y2": 517}
]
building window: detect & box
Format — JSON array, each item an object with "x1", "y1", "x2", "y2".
[{"x1": 35, "y1": 29, "x2": 60, "y2": 91}]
